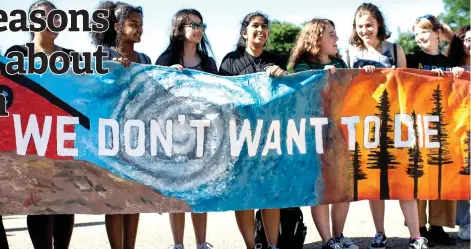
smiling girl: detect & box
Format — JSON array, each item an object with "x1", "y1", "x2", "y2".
[
  {"x1": 219, "y1": 12, "x2": 286, "y2": 249},
  {"x1": 90, "y1": 2, "x2": 150, "y2": 249},
  {"x1": 288, "y1": 19, "x2": 356, "y2": 249},
  {"x1": 155, "y1": 9, "x2": 216, "y2": 249},
  {"x1": 407, "y1": 15, "x2": 464, "y2": 77},
  {"x1": 346, "y1": 3, "x2": 406, "y2": 73},
  {"x1": 406, "y1": 14, "x2": 464, "y2": 247},
  {"x1": 346, "y1": 3, "x2": 427, "y2": 249}
]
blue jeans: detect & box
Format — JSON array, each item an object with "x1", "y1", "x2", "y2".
[{"x1": 456, "y1": 200, "x2": 470, "y2": 226}]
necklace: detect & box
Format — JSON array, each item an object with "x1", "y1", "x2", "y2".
[{"x1": 248, "y1": 54, "x2": 262, "y2": 72}]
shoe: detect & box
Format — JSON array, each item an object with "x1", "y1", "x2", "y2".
[
  {"x1": 459, "y1": 224, "x2": 470, "y2": 240},
  {"x1": 419, "y1": 226, "x2": 435, "y2": 247},
  {"x1": 322, "y1": 239, "x2": 342, "y2": 249},
  {"x1": 197, "y1": 242, "x2": 213, "y2": 249},
  {"x1": 267, "y1": 242, "x2": 279, "y2": 249},
  {"x1": 409, "y1": 237, "x2": 428, "y2": 249},
  {"x1": 254, "y1": 243, "x2": 263, "y2": 249},
  {"x1": 335, "y1": 233, "x2": 359, "y2": 249},
  {"x1": 429, "y1": 225, "x2": 457, "y2": 245},
  {"x1": 169, "y1": 245, "x2": 184, "y2": 249},
  {"x1": 369, "y1": 232, "x2": 387, "y2": 249}
]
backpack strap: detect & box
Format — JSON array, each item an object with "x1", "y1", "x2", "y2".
[
  {"x1": 393, "y1": 43, "x2": 397, "y2": 67},
  {"x1": 345, "y1": 48, "x2": 351, "y2": 68}
]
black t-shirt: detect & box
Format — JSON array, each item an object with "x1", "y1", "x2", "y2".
[
  {"x1": 406, "y1": 50, "x2": 453, "y2": 71},
  {"x1": 155, "y1": 52, "x2": 218, "y2": 74},
  {"x1": 218, "y1": 49, "x2": 286, "y2": 76}
]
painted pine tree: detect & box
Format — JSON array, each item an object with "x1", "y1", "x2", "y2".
[
  {"x1": 427, "y1": 84, "x2": 453, "y2": 199},
  {"x1": 406, "y1": 111, "x2": 424, "y2": 199},
  {"x1": 367, "y1": 90, "x2": 399, "y2": 199},
  {"x1": 351, "y1": 142, "x2": 367, "y2": 201}
]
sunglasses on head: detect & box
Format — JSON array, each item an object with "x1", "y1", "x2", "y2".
[
  {"x1": 185, "y1": 22, "x2": 207, "y2": 31},
  {"x1": 416, "y1": 14, "x2": 435, "y2": 22},
  {"x1": 416, "y1": 14, "x2": 441, "y2": 29}
]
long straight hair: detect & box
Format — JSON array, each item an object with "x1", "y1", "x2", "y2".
[{"x1": 159, "y1": 9, "x2": 214, "y2": 72}]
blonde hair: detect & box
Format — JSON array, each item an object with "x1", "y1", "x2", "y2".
[
  {"x1": 413, "y1": 15, "x2": 453, "y2": 42},
  {"x1": 287, "y1": 18, "x2": 340, "y2": 71}
]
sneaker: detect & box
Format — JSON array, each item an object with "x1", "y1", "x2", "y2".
[
  {"x1": 267, "y1": 242, "x2": 279, "y2": 249},
  {"x1": 459, "y1": 224, "x2": 470, "y2": 240},
  {"x1": 196, "y1": 242, "x2": 213, "y2": 249},
  {"x1": 419, "y1": 226, "x2": 435, "y2": 247},
  {"x1": 429, "y1": 225, "x2": 457, "y2": 245},
  {"x1": 409, "y1": 237, "x2": 428, "y2": 249},
  {"x1": 369, "y1": 232, "x2": 387, "y2": 249},
  {"x1": 335, "y1": 234, "x2": 359, "y2": 249},
  {"x1": 169, "y1": 245, "x2": 184, "y2": 249},
  {"x1": 322, "y1": 239, "x2": 342, "y2": 249}
]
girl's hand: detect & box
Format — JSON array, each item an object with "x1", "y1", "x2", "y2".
[
  {"x1": 431, "y1": 68, "x2": 445, "y2": 77},
  {"x1": 362, "y1": 65, "x2": 376, "y2": 74},
  {"x1": 113, "y1": 57, "x2": 131, "y2": 68},
  {"x1": 267, "y1": 65, "x2": 287, "y2": 77},
  {"x1": 324, "y1": 65, "x2": 336, "y2": 75},
  {"x1": 170, "y1": 64, "x2": 184, "y2": 72},
  {"x1": 452, "y1": 66, "x2": 465, "y2": 78}
]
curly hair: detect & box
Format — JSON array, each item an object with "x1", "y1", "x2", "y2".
[
  {"x1": 287, "y1": 19, "x2": 340, "y2": 71},
  {"x1": 158, "y1": 9, "x2": 215, "y2": 72},
  {"x1": 349, "y1": 3, "x2": 391, "y2": 50},
  {"x1": 28, "y1": 0, "x2": 57, "y2": 40},
  {"x1": 236, "y1": 11, "x2": 270, "y2": 51},
  {"x1": 90, "y1": 1, "x2": 143, "y2": 48},
  {"x1": 447, "y1": 25, "x2": 470, "y2": 66}
]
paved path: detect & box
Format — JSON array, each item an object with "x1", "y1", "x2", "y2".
[{"x1": 3, "y1": 201, "x2": 469, "y2": 249}]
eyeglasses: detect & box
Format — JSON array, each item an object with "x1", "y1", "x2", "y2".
[
  {"x1": 464, "y1": 38, "x2": 471, "y2": 44},
  {"x1": 185, "y1": 22, "x2": 207, "y2": 31}
]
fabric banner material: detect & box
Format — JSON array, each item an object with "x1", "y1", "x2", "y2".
[{"x1": 0, "y1": 57, "x2": 469, "y2": 215}]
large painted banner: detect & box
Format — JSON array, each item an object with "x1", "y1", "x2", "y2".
[{"x1": 0, "y1": 57, "x2": 469, "y2": 215}]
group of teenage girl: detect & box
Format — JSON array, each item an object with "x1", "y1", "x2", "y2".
[{"x1": 1, "y1": 1, "x2": 470, "y2": 249}]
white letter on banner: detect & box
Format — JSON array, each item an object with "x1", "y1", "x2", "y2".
[
  {"x1": 310, "y1": 117, "x2": 328, "y2": 154},
  {"x1": 150, "y1": 120, "x2": 172, "y2": 157},
  {"x1": 14, "y1": 114, "x2": 52, "y2": 156},
  {"x1": 394, "y1": 114, "x2": 414, "y2": 148},
  {"x1": 364, "y1": 116, "x2": 380, "y2": 149},
  {"x1": 341, "y1": 116, "x2": 360, "y2": 151},
  {"x1": 423, "y1": 115, "x2": 440, "y2": 149},
  {"x1": 287, "y1": 119, "x2": 306, "y2": 155},
  {"x1": 98, "y1": 118, "x2": 119, "y2": 156},
  {"x1": 189, "y1": 120, "x2": 210, "y2": 158},
  {"x1": 262, "y1": 120, "x2": 282, "y2": 156},
  {"x1": 229, "y1": 119, "x2": 263, "y2": 157},
  {"x1": 57, "y1": 116, "x2": 79, "y2": 156}
]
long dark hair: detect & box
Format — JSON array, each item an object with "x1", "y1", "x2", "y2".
[
  {"x1": 158, "y1": 9, "x2": 214, "y2": 72},
  {"x1": 447, "y1": 25, "x2": 470, "y2": 66},
  {"x1": 29, "y1": 0, "x2": 57, "y2": 40},
  {"x1": 90, "y1": 1, "x2": 143, "y2": 48},
  {"x1": 349, "y1": 3, "x2": 391, "y2": 50},
  {"x1": 236, "y1": 12, "x2": 270, "y2": 51}
]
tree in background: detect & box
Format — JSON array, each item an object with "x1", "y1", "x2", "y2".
[
  {"x1": 266, "y1": 20, "x2": 301, "y2": 61},
  {"x1": 396, "y1": 29, "x2": 421, "y2": 55},
  {"x1": 439, "y1": 0, "x2": 470, "y2": 30}
]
